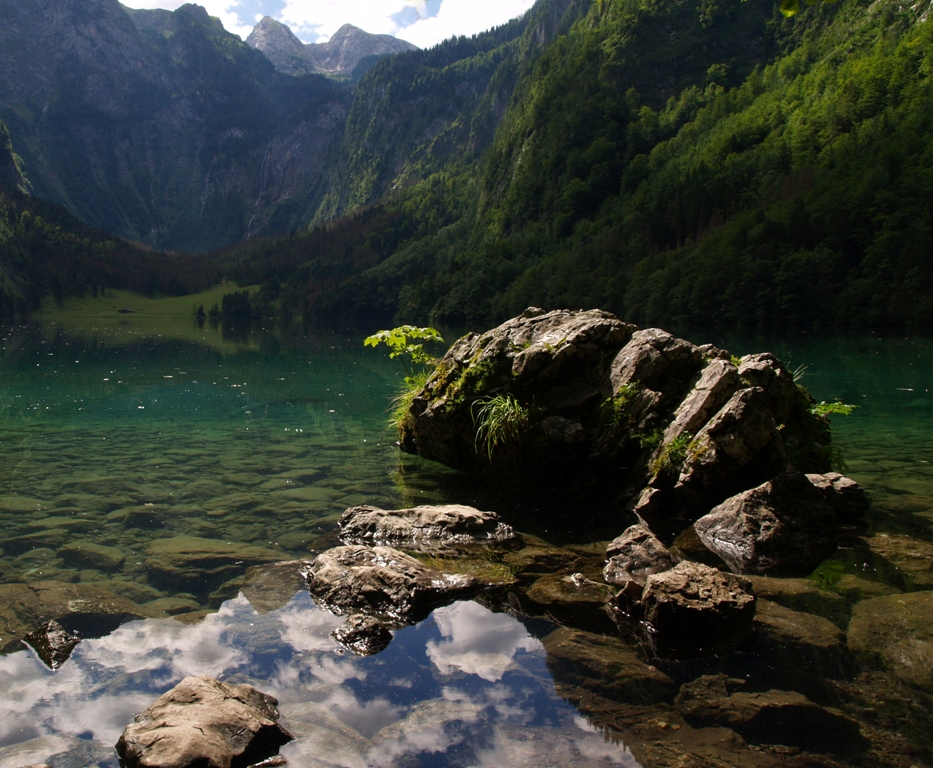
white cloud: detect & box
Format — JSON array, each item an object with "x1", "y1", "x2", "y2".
[{"x1": 121, "y1": 0, "x2": 539, "y2": 46}]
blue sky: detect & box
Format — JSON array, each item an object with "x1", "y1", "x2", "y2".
[{"x1": 123, "y1": 0, "x2": 540, "y2": 47}]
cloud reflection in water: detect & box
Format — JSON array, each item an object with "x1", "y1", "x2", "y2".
[{"x1": 0, "y1": 593, "x2": 640, "y2": 768}]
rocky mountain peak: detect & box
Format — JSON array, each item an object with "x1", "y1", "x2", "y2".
[
  {"x1": 246, "y1": 16, "x2": 304, "y2": 56},
  {"x1": 247, "y1": 19, "x2": 417, "y2": 77}
]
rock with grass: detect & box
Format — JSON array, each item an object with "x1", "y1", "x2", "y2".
[{"x1": 397, "y1": 308, "x2": 831, "y2": 529}]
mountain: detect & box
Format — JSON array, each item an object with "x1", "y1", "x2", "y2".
[
  {"x1": 246, "y1": 18, "x2": 417, "y2": 78},
  {"x1": 222, "y1": 0, "x2": 933, "y2": 334},
  {"x1": 0, "y1": 0, "x2": 351, "y2": 252}
]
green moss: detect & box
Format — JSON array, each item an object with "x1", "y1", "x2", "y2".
[
  {"x1": 601, "y1": 383, "x2": 642, "y2": 433},
  {"x1": 650, "y1": 431, "x2": 693, "y2": 477}
]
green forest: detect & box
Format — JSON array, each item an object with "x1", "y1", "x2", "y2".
[{"x1": 2, "y1": 0, "x2": 932, "y2": 334}]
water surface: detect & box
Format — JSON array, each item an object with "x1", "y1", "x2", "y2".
[{"x1": 1, "y1": 318, "x2": 932, "y2": 766}]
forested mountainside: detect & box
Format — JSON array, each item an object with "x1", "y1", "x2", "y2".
[
  {"x1": 0, "y1": 0, "x2": 350, "y2": 253},
  {"x1": 223, "y1": 0, "x2": 933, "y2": 333}
]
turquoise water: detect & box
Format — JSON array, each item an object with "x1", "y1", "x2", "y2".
[{"x1": 1, "y1": 319, "x2": 932, "y2": 766}]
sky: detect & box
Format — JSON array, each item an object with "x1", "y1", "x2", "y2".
[{"x1": 122, "y1": 0, "x2": 540, "y2": 48}]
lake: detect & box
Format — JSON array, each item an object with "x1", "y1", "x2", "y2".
[{"x1": 1, "y1": 316, "x2": 931, "y2": 767}]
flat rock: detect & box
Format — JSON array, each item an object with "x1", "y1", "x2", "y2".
[
  {"x1": 338, "y1": 503, "x2": 516, "y2": 547},
  {"x1": 521, "y1": 571, "x2": 616, "y2": 631},
  {"x1": 116, "y1": 676, "x2": 293, "y2": 768},
  {"x1": 603, "y1": 522, "x2": 675, "y2": 585},
  {"x1": 865, "y1": 533, "x2": 933, "y2": 589},
  {"x1": 239, "y1": 560, "x2": 313, "y2": 614},
  {"x1": 693, "y1": 471, "x2": 839, "y2": 575},
  {"x1": 611, "y1": 561, "x2": 756, "y2": 659},
  {"x1": 305, "y1": 545, "x2": 481, "y2": 625},
  {"x1": 745, "y1": 575, "x2": 849, "y2": 628},
  {"x1": 847, "y1": 590, "x2": 933, "y2": 691},
  {"x1": 676, "y1": 675, "x2": 865, "y2": 754}
]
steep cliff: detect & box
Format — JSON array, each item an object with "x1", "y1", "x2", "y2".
[{"x1": 0, "y1": 0, "x2": 351, "y2": 252}]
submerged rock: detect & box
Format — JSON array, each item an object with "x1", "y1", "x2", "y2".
[
  {"x1": 338, "y1": 503, "x2": 516, "y2": 547},
  {"x1": 305, "y1": 545, "x2": 481, "y2": 625},
  {"x1": 848, "y1": 590, "x2": 933, "y2": 691},
  {"x1": 675, "y1": 675, "x2": 865, "y2": 754},
  {"x1": 542, "y1": 627, "x2": 676, "y2": 706},
  {"x1": 692, "y1": 472, "x2": 839, "y2": 575},
  {"x1": 116, "y1": 676, "x2": 293, "y2": 768},
  {"x1": 144, "y1": 535, "x2": 284, "y2": 593},
  {"x1": 603, "y1": 522, "x2": 675, "y2": 586},
  {"x1": 0, "y1": 581, "x2": 153, "y2": 654},
  {"x1": 610, "y1": 561, "x2": 756, "y2": 659}
]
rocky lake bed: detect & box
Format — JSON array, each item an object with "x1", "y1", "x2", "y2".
[{"x1": 1, "y1": 316, "x2": 933, "y2": 767}]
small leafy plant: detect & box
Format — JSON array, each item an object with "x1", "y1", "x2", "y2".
[
  {"x1": 365, "y1": 326, "x2": 445, "y2": 432},
  {"x1": 364, "y1": 325, "x2": 444, "y2": 378},
  {"x1": 810, "y1": 400, "x2": 857, "y2": 417}
]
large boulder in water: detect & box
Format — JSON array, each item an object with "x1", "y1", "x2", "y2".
[
  {"x1": 399, "y1": 308, "x2": 830, "y2": 525},
  {"x1": 116, "y1": 676, "x2": 293, "y2": 768}
]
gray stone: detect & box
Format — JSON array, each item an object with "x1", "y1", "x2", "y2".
[
  {"x1": 806, "y1": 472, "x2": 870, "y2": 522},
  {"x1": 693, "y1": 471, "x2": 839, "y2": 575},
  {"x1": 116, "y1": 676, "x2": 293, "y2": 768},
  {"x1": 611, "y1": 561, "x2": 756, "y2": 659},
  {"x1": 662, "y1": 358, "x2": 741, "y2": 444},
  {"x1": 306, "y1": 545, "x2": 481, "y2": 625},
  {"x1": 603, "y1": 523, "x2": 675, "y2": 585},
  {"x1": 338, "y1": 503, "x2": 516, "y2": 547},
  {"x1": 676, "y1": 388, "x2": 788, "y2": 504},
  {"x1": 609, "y1": 328, "x2": 704, "y2": 407}
]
